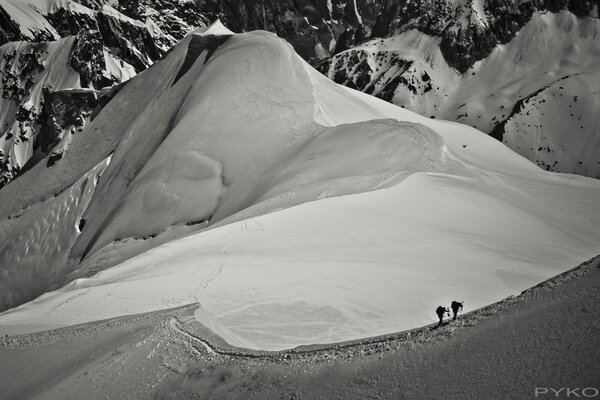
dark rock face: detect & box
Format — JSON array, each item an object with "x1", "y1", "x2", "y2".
[
  {"x1": 1, "y1": 47, "x2": 45, "y2": 104},
  {"x1": 44, "y1": 7, "x2": 99, "y2": 38},
  {"x1": 0, "y1": 45, "x2": 46, "y2": 186},
  {"x1": 74, "y1": 0, "x2": 211, "y2": 51},
  {"x1": 139, "y1": 0, "x2": 210, "y2": 40},
  {"x1": 113, "y1": 0, "x2": 140, "y2": 19},
  {"x1": 194, "y1": 0, "x2": 389, "y2": 60},
  {"x1": 69, "y1": 30, "x2": 113, "y2": 89},
  {"x1": 0, "y1": 5, "x2": 23, "y2": 45},
  {"x1": 70, "y1": 0, "x2": 597, "y2": 75},
  {"x1": 95, "y1": 10, "x2": 160, "y2": 72},
  {"x1": 15, "y1": 85, "x2": 121, "y2": 179},
  {"x1": 38, "y1": 89, "x2": 101, "y2": 155},
  {"x1": 540, "y1": 0, "x2": 599, "y2": 16},
  {"x1": 317, "y1": 49, "x2": 413, "y2": 102},
  {"x1": 44, "y1": 3, "x2": 164, "y2": 72}
]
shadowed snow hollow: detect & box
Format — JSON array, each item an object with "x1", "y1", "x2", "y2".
[{"x1": 0, "y1": 26, "x2": 599, "y2": 350}]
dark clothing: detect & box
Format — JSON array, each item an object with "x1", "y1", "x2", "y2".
[
  {"x1": 451, "y1": 301, "x2": 463, "y2": 320},
  {"x1": 436, "y1": 306, "x2": 449, "y2": 326}
]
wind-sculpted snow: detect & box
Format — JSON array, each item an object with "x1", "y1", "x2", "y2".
[
  {"x1": 98, "y1": 151, "x2": 224, "y2": 241},
  {"x1": 0, "y1": 156, "x2": 110, "y2": 311},
  {"x1": 0, "y1": 28, "x2": 599, "y2": 351}
]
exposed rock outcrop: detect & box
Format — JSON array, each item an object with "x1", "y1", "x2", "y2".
[
  {"x1": 0, "y1": 0, "x2": 209, "y2": 187},
  {"x1": 194, "y1": 0, "x2": 388, "y2": 59}
]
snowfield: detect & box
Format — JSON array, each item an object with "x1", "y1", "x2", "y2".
[{"x1": 1, "y1": 22, "x2": 599, "y2": 350}]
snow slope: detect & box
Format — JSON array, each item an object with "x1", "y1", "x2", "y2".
[
  {"x1": 321, "y1": 11, "x2": 600, "y2": 177},
  {"x1": 0, "y1": 27, "x2": 599, "y2": 350}
]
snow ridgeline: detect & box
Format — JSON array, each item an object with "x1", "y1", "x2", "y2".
[{"x1": 0, "y1": 26, "x2": 599, "y2": 351}]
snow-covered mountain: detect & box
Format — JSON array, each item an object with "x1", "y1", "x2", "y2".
[
  {"x1": 3, "y1": 0, "x2": 597, "y2": 184},
  {"x1": 0, "y1": 24, "x2": 598, "y2": 351},
  {"x1": 0, "y1": 0, "x2": 208, "y2": 186},
  {"x1": 317, "y1": 2, "x2": 600, "y2": 177}
]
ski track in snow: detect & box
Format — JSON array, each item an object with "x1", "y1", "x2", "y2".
[
  {"x1": 193, "y1": 218, "x2": 264, "y2": 307},
  {"x1": 198, "y1": 222, "x2": 245, "y2": 293},
  {"x1": 43, "y1": 289, "x2": 91, "y2": 316}
]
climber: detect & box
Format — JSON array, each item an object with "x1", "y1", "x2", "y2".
[
  {"x1": 451, "y1": 301, "x2": 464, "y2": 320},
  {"x1": 436, "y1": 305, "x2": 449, "y2": 326}
]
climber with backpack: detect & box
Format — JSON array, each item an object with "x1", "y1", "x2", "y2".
[
  {"x1": 451, "y1": 301, "x2": 464, "y2": 320},
  {"x1": 436, "y1": 305, "x2": 450, "y2": 326}
]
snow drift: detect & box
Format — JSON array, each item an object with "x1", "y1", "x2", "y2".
[{"x1": 0, "y1": 23, "x2": 599, "y2": 350}]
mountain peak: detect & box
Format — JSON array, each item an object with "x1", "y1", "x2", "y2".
[{"x1": 193, "y1": 19, "x2": 233, "y2": 36}]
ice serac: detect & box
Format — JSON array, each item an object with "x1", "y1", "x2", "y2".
[{"x1": 0, "y1": 29, "x2": 599, "y2": 351}]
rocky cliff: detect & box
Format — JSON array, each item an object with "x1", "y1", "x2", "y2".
[
  {"x1": 0, "y1": 0, "x2": 209, "y2": 187},
  {"x1": 191, "y1": 0, "x2": 396, "y2": 59}
]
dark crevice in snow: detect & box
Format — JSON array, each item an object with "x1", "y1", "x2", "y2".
[
  {"x1": 105, "y1": 217, "x2": 211, "y2": 244},
  {"x1": 185, "y1": 218, "x2": 211, "y2": 227}
]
